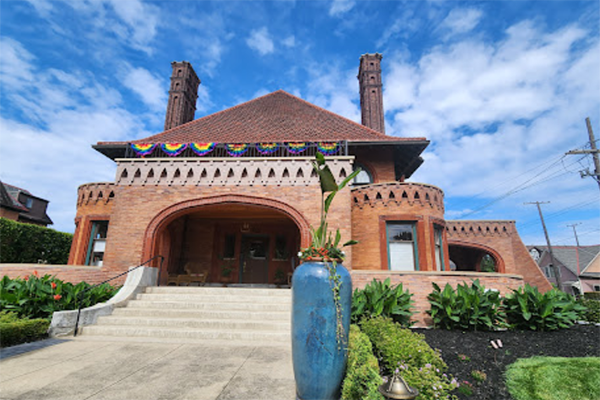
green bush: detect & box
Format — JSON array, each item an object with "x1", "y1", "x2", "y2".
[
  {"x1": 0, "y1": 218, "x2": 73, "y2": 264},
  {"x1": 0, "y1": 274, "x2": 119, "y2": 320},
  {"x1": 427, "y1": 280, "x2": 506, "y2": 331},
  {"x1": 351, "y1": 278, "x2": 414, "y2": 327},
  {"x1": 576, "y1": 298, "x2": 600, "y2": 323},
  {"x1": 341, "y1": 325, "x2": 384, "y2": 400},
  {"x1": 0, "y1": 312, "x2": 50, "y2": 347},
  {"x1": 361, "y1": 317, "x2": 458, "y2": 400},
  {"x1": 583, "y1": 292, "x2": 600, "y2": 300},
  {"x1": 503, "y1": 284, "x2": 586, "y2": 331}
]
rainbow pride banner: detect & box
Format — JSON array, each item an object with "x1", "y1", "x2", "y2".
[
  {"x1": 226, "y1": 143, "x2": 249, "y2": 157},
  {"x1": 256, "y1": 142, "x2": 279, "y2": 154},
  {"x1": 161, "y1": 143, "x2": 188, "y2": 156},
  {"x1": 286, "y1": 142, "x2": 308, "y2": 154},
  {"x1": 317, "y1": 142, "x2": 339, "y2": 155},
  {"x1": 131, "y1": 143, "x2": 157, "y2": 156},
  {"x1": 190, "y1": 142, "x2": 216, "y2": 156}
]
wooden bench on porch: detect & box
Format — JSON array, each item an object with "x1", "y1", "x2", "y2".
[{"x1": 167, "y1": 262, "x2": 208, "y2": 286}]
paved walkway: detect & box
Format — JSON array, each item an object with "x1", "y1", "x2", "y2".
[{"x1": 0, "y1": 338, "x2": 295, "y2": 400}]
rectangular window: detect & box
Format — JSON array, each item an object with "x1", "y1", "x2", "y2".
[
  {"x1": 593, "y1": 285, "x2": 600, "y2": 292},
  {"x1": 274, "y1": 235, "x2": 289, "y2": 260},
  {"x1": 85, "y1": 221, "x2": 109, "y2": 266},
  {"x1": 25, "y1": 197, "x2": 33, "y2": 209},
  {"x1": 434, "y1": 227, "x2": 444, "y2": 271},
  {"x1": 387, "y1": 222, "x2": 418, "y2": 271}
]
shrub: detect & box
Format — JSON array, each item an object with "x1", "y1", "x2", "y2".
[
  {"x1": 576, "y1": 297, "x2": 600, "y2": 323},
  {"x1": 503, "y1": 284, "x2": 586, "y2": 331},
  {"x1": 351, "y1": 278, "x2": 414, "y2": 326},
  {"x1": 0, "y1": 218, "x2": 73, "y2": 264},
  {"x1": 0, "y1": 312, "x2": 50, "y2": 347},
  {"x1": 0, "y1": 274, "x2": 119, "y2": 320},
  {"x1": 427, "y1": 280, "x2": 506, "y2": 330},
  {"x1": 583, "y1": 292, "x2": 600, "y2": 300},
  {"x1": 471, "y1": 370, "x2": 487, "y2": 384},
  {"x1": 361, "y1": 317, "x2": 458, "y2": 400},
  {"x1": 341, "y1": 325, "x2": 384, "y2": 400}
]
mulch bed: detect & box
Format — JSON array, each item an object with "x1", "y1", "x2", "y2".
[{"x1": 414, "y1": 324, "x2": 600, "y2": 400}]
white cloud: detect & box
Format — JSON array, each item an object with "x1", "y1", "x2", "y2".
[
  {"x1": 381, "y1": 19, "x2": 600, "y2": 243},
  {"x1": 282, "y1": 35, "x2": 296, "y2": 48},
  {"x1": 440, "y1": 8, "x2": 483, "y2": 37},
  {"x1": 329, "y1": 0, "x2": 355, "y2": 17},
  {"x1": 107, "y1": 0, "x2": 159, "y2": 52},
  {"x1": 246, "y1": 27, "x2": 275, "y2": 56},
  {"x1": 0, "y1": 37, "x2": 36, "y2": 89},
  {"x1": 195, "y1": 85, "x2": 213, "y2": 115},
  {"x1": 120, "y1": 65, "x2": 167, "y2": 111}
]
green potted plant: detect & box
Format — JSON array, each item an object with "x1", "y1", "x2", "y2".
[
  {"x1": 291, "y1": 153, "x2": 361, "y2": 400},
  {"x1": 220, "y1": 261, "x2": 234, "y2": 286},
  {"x1": 274, "y1": 268, "x2": 287, "y2": 286}
]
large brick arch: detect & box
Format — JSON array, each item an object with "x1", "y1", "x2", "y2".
[
  {"x1": 141, "y1": 194, "x2": 312, "y2": 263},
  {"x1": 448, "y1": 240, "x2": 506, "y2": 273}
]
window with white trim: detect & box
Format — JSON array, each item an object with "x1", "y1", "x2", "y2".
[
  {"x1": 434, "y1": 227, "x2": 444, "y2": 271},
  {"x1": 85, "y1": 221, "x2": 109, "y2": 266},
  {"x1": 387, "y1": 222, "x2": 418, "y2": 271},
  {"x1": 353, "y1": 163, "x2": 373, "y2": 185}
]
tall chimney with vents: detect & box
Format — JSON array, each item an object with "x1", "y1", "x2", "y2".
[
  {"x1": 358, "y1": 53, "x2": 385, "y2": 134},
  {"x1": 164, "y1": 61, "x2": 200, "y2": 131}
]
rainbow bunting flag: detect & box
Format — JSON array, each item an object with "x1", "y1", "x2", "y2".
[
  {"x1": 226, "y1": 143, "x2": 249, "y2": 157},
  {"x1": 286, "y1": 142, "x2": 308, "y2": 154},
  {"x1": 161, "y1": 143, "x2": 188, "y2": 156},
  {"x1": 256, "y1": 142, "x2": 279, "y2": 154},
  {"x1": 131, "y1": 143, "x2": 157, "y2": 156},
  {"x1": 317, "y1": 142, "x2": 339, "y2": 155},
  {"x1": 190, "y1": 142, "x2": 216, "y2": 156}
]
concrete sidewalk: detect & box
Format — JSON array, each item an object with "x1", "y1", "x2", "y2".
[{"x1": 0, "y1": 338, "x2": 295, "y2": 400}]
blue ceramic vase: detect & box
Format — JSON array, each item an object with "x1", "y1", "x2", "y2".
[{"x1": 291, "y1": 261, "x2": 352, "y2": 400}]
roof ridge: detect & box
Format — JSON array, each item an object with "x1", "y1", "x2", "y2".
[
  {"x1": 274, "y1": 90, "x2": 393, "y2": 139},
  {"x1": 139, "y1": 91, "x2": 292, "y2": 143}
]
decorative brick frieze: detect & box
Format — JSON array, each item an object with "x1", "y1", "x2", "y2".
[
  {"x1": 351, "y1": 182, "x2": 444, "y2": 213},
  {"x1": 446, "y1": 220, "x2": 514, "y2": 238},
  {"x1": 115, "y1": 157, "x2": 354, "y2": 187},
  {"x1": 77, "y1": 182, "x2": 116, "y2": 206}
]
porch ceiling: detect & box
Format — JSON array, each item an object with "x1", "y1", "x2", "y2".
[{"x1": 184, "y1": 204, "x2": 293, "y2": 221}]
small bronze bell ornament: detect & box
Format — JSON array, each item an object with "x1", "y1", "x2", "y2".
[{"x1": 378, "y1": 370, "x2": 419, "y2": 399}]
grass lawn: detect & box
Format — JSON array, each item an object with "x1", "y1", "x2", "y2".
[{"x1": 505, "y1": 356, "x2": 600, "y2": 400}]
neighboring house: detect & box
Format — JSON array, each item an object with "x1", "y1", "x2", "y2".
[
  {"x1": 66, "y1": 55, "x2": 551, "y2": 297},
  {"x1": 528, "y1": 245, "x2": 600, "y2": 294},
  {"x1": 0, "y1": 181, "x2": 53, "y2": 227}
]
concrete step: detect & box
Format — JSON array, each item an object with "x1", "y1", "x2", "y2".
[
  {"x1": 134, "y1": 293, "x2": 292, "y2": 304},
  {"x1": 96, "y1": 316, "x2": 290, "y2": 331},
  {"x1": 111, "y1": 307, "x2": 290, "y2": 321},
  {"x1": 126, "y1": 300, "x2": 291, "y2": 312},
  {"x1": 145, "y1": 286, "x2": 291, "y2": 297},
  {"x1": 80, "y1": 325, "x2": 290, "y2": 342}
]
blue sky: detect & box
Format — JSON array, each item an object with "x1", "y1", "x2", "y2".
[{"x1": 1, "y1": 0, "x2": 599, "y2": 247}]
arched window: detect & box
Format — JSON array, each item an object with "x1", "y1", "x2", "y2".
[{"x1": 353, "y1": 163, "x2": 373, "y2": 185}]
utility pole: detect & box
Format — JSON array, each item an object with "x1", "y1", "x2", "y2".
[
  {"x1": 567, "y1": 223, "x2": 581, "y2": 275},
  {"x1": 566, "y1": 117, "x2": 600, "y2": 192},
  {"x1": 525, "y1": 201, "x2": 563, "y2": 291}
]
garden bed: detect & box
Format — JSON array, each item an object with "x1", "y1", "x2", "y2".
[{"x1": 416, "y1": 323, "x2": 600, "y2": 400}]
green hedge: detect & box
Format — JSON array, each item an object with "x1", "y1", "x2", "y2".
[
  {"x1": 0, "y1": 312, "x2": 50, "y2": 348},
  {"x1": 583, "y1": 292, "x2": 600, "y2": 300},
  {"x1": 341, "y1": 325, "x2": 384, "y2": 400},
  {"x1": 577, "y1": 298, "x2": 600, "y2": 323},
  {"x1": 0, "y1": 218, "x2": 73, "y2": 264}
]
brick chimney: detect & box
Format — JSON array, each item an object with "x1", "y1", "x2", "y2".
[
  {"x1": 164, "y1": 61, "x2": 200, "y2": 131},
  {"x1": 358, "y1": 53, "x2": 385, "y2": 134}
]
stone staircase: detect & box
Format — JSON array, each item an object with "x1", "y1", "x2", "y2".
[{"x1": 79, "y1": 286, "x2": 291, "y2": 343}]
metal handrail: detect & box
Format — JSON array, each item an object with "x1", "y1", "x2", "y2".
[{"x1": 73, "y1": 255, "x2": 164, "y2": 336}]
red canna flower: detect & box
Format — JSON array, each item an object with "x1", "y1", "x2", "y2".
[
  {"x1": 33, "y1": 270, "x2": 39, "y2": 277},
  {"x1": 54, "y1": 294, "x2": 62, "y2": 300},
  {"x1": 24, "y1": 275, "x2": 29, "y2": 281},
  {"x1": 51, "y1": 282, "x2": 57, "y2": 289}
]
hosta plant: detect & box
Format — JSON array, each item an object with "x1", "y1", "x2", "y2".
[
  {"x1": 427, "y1": 280, "x2": 506, "y2": 331},
  {"x1": 503, "y1": 284, "x2": 585, "y2": 331},
  {"x1": 351, "y1": 278, "x2": 414, "y2": 327}
]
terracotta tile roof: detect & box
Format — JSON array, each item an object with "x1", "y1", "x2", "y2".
[{"x1": 98, "y1": 90, "x2": 425, "y2": 145}]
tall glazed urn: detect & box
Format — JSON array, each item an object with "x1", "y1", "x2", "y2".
[{"x1": 291, "y1": 261, "x2": 352, "y2": 400}]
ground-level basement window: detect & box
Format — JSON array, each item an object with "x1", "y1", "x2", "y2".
[
  {"x1": 85, "y1": 221, "x2": 109, "y2": 266},
  {"x1": 386, "y1": 222, "x2": 418, "y2": 271}
]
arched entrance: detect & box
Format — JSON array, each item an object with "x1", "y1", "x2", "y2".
[
  {"x1": 142, "y1": 195, "x2": 310, "y2": 285},
  {"x1": 448, "y1": 241, "x2": 505, "y2": 273}
]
